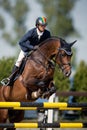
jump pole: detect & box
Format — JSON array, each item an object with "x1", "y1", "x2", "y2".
[
  {"x1": 12, "y1": 107, "x2": 87, "y2": 110},
  {"x1": 0, "y1": 102, "x2": 87, "y2": 108},
  {"x1": 0, "y1": 122, "x2": 87, "y2": 128}
]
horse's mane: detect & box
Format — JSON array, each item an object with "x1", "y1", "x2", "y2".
[{"x1": 39, "y1": 36, "x2": 67, "y2": 48}]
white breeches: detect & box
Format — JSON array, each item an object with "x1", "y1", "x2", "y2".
[{"x1": 15, "y1": 50, "x2": 26, "y2": 67}]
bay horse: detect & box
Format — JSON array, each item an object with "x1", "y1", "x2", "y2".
[{"x1": 0, "y1": 37, "x2": 76, "y2": 130}]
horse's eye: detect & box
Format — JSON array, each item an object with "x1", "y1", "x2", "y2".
[{"x1": 61, "y1": 53, "x2": 66, "y2": 57}]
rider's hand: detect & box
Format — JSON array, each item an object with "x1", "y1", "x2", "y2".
[{"x1": 33, "y1": 45, "x2": 39, "y2": 50}]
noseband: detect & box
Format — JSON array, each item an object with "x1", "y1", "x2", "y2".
[{"x1": 57, "y1": 48, "x2": 72, "y2": 71}]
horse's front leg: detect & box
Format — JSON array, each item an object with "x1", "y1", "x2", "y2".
[{"x1": 41, "y1": 81, "x2": 56, "y2": 99}]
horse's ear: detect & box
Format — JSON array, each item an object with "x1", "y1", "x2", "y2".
[{"x1": 70, "y1": 40, "x2": 77, "y2": 47}]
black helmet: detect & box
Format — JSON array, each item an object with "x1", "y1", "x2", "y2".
[{"x1": 35, "y1": 16, "x2": 47, "y2": 26}]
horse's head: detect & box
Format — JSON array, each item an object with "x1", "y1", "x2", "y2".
[{"x1": 55, "y1": 39, "x2": 76, "y2": 77}]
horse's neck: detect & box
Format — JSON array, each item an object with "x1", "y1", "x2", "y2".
[
  {"x1": 30, "y1": 39, "x2": 60, "y2": 64},
  {"x1": 40, "y1": 40, "x2": 60, "y2": 58}
]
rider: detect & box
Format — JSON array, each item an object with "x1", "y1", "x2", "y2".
[{"x1": 2, "y1": 16, "x2": 51, "y2": 85}]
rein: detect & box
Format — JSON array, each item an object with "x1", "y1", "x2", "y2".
[
  {"x1": 33, "y1": 47, "x2": 71, "y2": 71},
  {"x1": 35, "y1": 47, "x2": 56, "y2": 69}
]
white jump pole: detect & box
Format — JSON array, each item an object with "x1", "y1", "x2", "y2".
[{"x1": 47, "y1": 93, "x2": 56, "y2": 130}]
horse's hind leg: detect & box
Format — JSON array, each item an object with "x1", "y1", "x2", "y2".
[
  {"x1": 6, "y1": 110, "x2": 16, "y2": 130},
  {"x1": 6, "y1": 110, "x2": 24, "y2": 130},
  {"x1": 0, "y1": 109, "x2": 8, "y2": 130},
  {"x1": 8, "y1": 110, "x2": 24, "y2": 122}
]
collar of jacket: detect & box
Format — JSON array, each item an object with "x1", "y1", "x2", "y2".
[{"x1": 36, "y1": 28, "x2": 43, "y2": 39}]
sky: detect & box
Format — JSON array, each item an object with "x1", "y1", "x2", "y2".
[
  {"x1": 72, "y1": 0, "x2": 87, "y2": 63},
  {"x1": 0, "y1": 0, "x2": 87, "y2": 64}
]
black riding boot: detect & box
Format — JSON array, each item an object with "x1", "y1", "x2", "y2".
[
  {"x1": 8, "y1": 65, "x2": 19, "y2": 86},
  {"x1": 1, "y1": 65, "x2": 19, "y2": 86}
]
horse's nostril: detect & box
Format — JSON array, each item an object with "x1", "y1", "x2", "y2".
[
  {"x1": 66, "y1": 70, "x2": 71, "y2": 77},
  {"x1": 68, "y1": 63, "x2": 71, "y2": 66},
  {"x1": 63, "y1": 69, "x2": 71, "y2": 77}
]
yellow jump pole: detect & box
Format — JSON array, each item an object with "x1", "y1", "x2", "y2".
[
  {"x1": 0, "y1": 102, "x2": 87, "y2": 108},
  {"x1": 0, "y1": 122, "x2": 87, "y2": 128},
  {"x1": 13, "y1": 107, "x2": 83, "y2": 111}
]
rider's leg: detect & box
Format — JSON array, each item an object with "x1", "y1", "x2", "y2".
[
  {"x1": 8, "y1": 50, "x2": 25, "y2": 85},
  {"x1": 15, "y1": 50, "x2": 25, "y2": 68}
]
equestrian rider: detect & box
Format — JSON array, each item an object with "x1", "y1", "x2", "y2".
[{"x1": 2, "y1": 16, "x2": 51, "y2": 85}]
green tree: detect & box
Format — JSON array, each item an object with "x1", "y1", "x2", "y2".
[
  {"x1": 0, "y1": 0, "x2": 29, "y2": 46},
  {"x1": 54, "y1": 66, "x2": 70, "y2": 91},
  {"x1": 38, "y1": 0, "x2": 77, "y2": 37},
  {"x1": 12, "y1": 0, "x2": 29, "y2": 39},
  {"x1": 73, "y1": 61, "x2": 87, "y2": 102},
  {"x1": 71, "y1": 47, "x2": 77, "y2": 69},
  {"x1": 0, "y1": 57, "x2": 15, "y2": 85},
  {"x1": 0, "y1": 0, "x2": 11, "y2": 12},
  {"x1": 0, "y1": 15, "x2": 5, "y2": 29},
  {"x1": 54, "y1": 66, "x2": 70, "y2": 101}
]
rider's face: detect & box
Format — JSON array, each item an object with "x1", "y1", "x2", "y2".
[{"x1": 38, "y1": 24, "x2": 46, "y2": 32}]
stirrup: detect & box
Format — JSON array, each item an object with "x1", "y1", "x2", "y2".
[{"x1": 1, "y1": 78, "x2": 10, "y2": 86}]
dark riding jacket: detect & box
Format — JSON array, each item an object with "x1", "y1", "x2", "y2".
[{"x1": 19, "y1": 27, "x2": 51, "y2": 53}]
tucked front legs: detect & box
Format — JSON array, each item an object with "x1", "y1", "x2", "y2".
[{"x1": 41, "y1": 81, "x2": 56, "y2": 99}]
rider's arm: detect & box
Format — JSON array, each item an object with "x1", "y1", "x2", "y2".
[{"x1": 19, "y1": 29, "x2": 34, "y2": 52}]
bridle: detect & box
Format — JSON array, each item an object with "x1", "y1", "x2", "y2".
[
  {"x1": 31, "y1": 45, "x2": 72, "y2": 78},
  {"x1": 30, "y1": 37, "x2": 76, "y2": 78},
  {"x1": 55, "y1": 48, "x2": 72, "y2": 76}
]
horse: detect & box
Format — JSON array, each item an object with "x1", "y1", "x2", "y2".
[{"x1": 0, "y1": 37, "x2": 76, "y2": 130}]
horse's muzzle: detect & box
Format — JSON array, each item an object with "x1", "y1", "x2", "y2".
[
  {"x1": 63, "y1": 69, "x2": 71, "y2": 77},
  {"x1": 62, "y1": 64, "x2": 71, "y2": 77}
]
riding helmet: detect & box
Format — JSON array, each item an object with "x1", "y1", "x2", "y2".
[{"x1": 35, "y1": 17, "x2": 47, "y2": 26}]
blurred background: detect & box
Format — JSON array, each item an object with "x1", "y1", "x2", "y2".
[
  {"x1": 0, "y1": 0, "x2": 87, "y2": 117},
  {"x1": 0, "y1": 0, "x2": 87, "y2": 62}
]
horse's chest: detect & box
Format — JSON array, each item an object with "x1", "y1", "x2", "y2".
[
  {"x1": 36, "y1": 66, "x2": 54, "y2": 80},
  {"x1": 41, "y1": 66, "x2": 54, "y2": 80}
]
